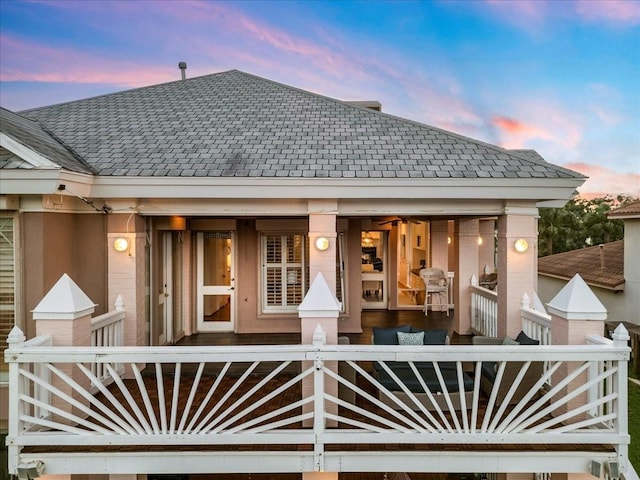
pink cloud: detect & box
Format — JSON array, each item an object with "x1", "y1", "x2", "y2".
[
  {"x1": 574, "y1": 0, "x2": 640, "y2": 26},
  {"x1": 0, "y1": 34, "x2": 175, "y2": 86},
  {"x1": 565, "y1": 162, "x2": 640, "y2": 198}
]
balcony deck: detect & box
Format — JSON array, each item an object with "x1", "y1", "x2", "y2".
[{"x1": 13, "y1": 310, "x2": 623, "y2": 479}]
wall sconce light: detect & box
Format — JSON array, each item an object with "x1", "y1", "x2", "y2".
[
  {"x1": 315, "y1": 237, "x2": 330, "y2": 251},
  {"x1": 113, "y1": 237, "x2": 129, "y2": 252},
  {"x1": 514, "y1": 238, "x2": 529, "y2": 253},
  {"x1": 477, "y1": 236, "x2": 483, "y2": 246},
  {"x1": 447, "y1": 236, "x2": 451, "y2": 245}
]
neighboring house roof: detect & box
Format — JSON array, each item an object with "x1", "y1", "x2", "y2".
[
  {"x1": 538, "y1": 240, "x2": 624, "y2": 290},
  {"x1": 0, "y1": 107, "x2": 95, "y2": 174},
  {"x1": 15, "y1": 70, "x2": 582, "y2": 181},
  {"x1": 608, "y1": 200, "x2": 640, "y2": 219}
]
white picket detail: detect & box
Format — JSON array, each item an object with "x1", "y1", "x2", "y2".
[
  {"x1": 90, "y1": 295, "x2": 125, "y2": 385},
  {"x1": 521, "y1": 293, "x2": 552, "y2": 346},
  {"x1": 470, "y1": 275, "x2": 498, "y2": 336}
]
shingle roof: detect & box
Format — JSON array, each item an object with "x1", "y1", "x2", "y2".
[
  {"x1": 538, "y1": 240, "x2": 624, "y2": 290},
  {"x1": 15, "y1": 70, "x2": 584, "y2": 180},
  {"x1": 0, "y1": 107, "x2": 95, "y2": 174},
  {"x1": 608, "y1": 200, "x2": 640, "y2": 219}
]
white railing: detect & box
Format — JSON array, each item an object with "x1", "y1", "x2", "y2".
[
  {"x1": 470, "y1": 274, "x2": 498, "y2": 336},
  {"x1": 521, "y1": 293, "x2": 552, "y2": 346},
  {"x1": 5, "y1": 325, "x2": 631, "y2": 476},
  {"x1": 90, "y1": 295, "x2": 125, "y2": 385}
]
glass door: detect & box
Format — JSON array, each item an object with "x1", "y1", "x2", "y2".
[
  {"x1": 361, "y1": 230, "x2": 387, "y2": 309},
  {"x1": 197, "y1": 232, "x2": 235, "y2": 332}
]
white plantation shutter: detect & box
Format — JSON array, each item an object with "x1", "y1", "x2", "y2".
[
  {"x1": 261, "y1": 234, "x2": 306, "y2": 312},
  {"x1": 0, "y1": 216, "x2": 15, "y2": 375}
]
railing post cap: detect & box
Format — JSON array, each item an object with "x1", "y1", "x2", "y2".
[
  {"x1": 470, "y1": 274, "x2": 478, "y2": 285},
  {"x1": 312, "y1": 324, "x2": 326, "y2": 345},
  {"x1": 612, "y1": 323, "x2": 630, "y2": 344},
  {"x1": 115, "y1": 294, "x2": 125, "y2": 310},
  {"x1": 521, "y1": 292, "x2": 530, "y2": 308},
  {"x1": 7, "y1": 326, "x2": 26, "y2": 346}
]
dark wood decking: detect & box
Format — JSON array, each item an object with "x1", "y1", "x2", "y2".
[{"x1": 175, "y1": 310, "x2": 469, "y2": 348}]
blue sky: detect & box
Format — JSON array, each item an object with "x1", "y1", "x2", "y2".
[{"x1": 1, "y1": 0, "x2": 639, "y2": 197}]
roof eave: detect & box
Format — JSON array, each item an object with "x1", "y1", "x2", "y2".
[{"x1": 88, "y1": 176, "x2": 585, "y2": 201}]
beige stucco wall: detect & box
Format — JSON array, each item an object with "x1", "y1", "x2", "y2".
[{"x1": 21, "y1": 212, "x2": 107, "y2": 338}]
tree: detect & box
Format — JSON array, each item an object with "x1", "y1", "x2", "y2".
[{"x1": 537, "y1": 195, "x2": 635, "y2": 257}]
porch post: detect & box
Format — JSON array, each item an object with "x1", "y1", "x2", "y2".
[
  {"x1": 453, "y1": 218, "x2": 479, "y2": 333},
  {"x1": 308, "y1": 200, "x2": 338, "y2": 294},
  {"x1": 548, "y1": 274, "x2": 607, "y2": 419},
  {"x1": 108, "y1": 213, "x2": 146, "y2": 350},
  {"x1": 299, "y1": 273, "x2": 341, "y2": 429},
  {"x1": 33, "y1": 274, "x2": 96, "y2": 425},
  {"x1": 496, "y1": 207, "x2": 537, "y2": 338},
  {"x1": 478, "y1": 218, "x2": 496, "y2": 275}
]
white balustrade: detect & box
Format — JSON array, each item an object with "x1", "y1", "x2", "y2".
[
  {"x1": 520, "y1": 293, "x2": 552, "y2": 345},
  {"x1": 5, "y1": 326, "x2": 631, "y2": 476},
  {"x1": 90, "y1": 295, "x2": 125, "y2": 385},
  {"x1": 470, "y1": 274, "x2": 498, "y2": 337}
]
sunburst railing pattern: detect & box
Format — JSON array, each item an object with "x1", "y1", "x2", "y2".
[{"x1": 5, "y1": 325, "x2": 631, "y2": 475}]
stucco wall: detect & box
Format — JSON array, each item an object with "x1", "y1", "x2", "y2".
[{"x1": 21, "y1": 212, "x2": 107, "y2": 338}]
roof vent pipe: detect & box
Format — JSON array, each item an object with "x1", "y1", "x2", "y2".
[
  {"x1": 599, "y1": 244, "x2": 605, "y2": 270},
  {"x1": 178, "y1": 61, "x2": 187, "y2": 80}
]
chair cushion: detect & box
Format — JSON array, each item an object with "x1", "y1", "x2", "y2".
[
  {"x1": 374, "y1": 363, "x2": 474, "y2": 393},
  {"x1": 516, "y1": 331, "x2": 540, "y2": 345},
  {"x1": 373, "y1": 325, "x2": 411, "y2": 345},
  {"x1": 411, "y1": 327, "x2": 448, "y2": 345}
]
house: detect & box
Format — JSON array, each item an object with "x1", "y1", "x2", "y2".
[
  {"x1": 538, "y1": 240, "x2": 625, "y2": 321},
  {"x1": 2, "y1": 69, "x2": 633, "y2": 478}
]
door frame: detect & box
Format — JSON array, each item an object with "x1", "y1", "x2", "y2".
[{"x1": 196, "y1": 231, "x2": 235, "y2": 332}]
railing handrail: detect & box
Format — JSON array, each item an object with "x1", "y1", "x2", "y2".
[
  {"x1": 5, "y1": 342, "x2": 631, "y2": 363},
  {"x1": 90, "y1": 309, "x2": 125, "y2": 331}
]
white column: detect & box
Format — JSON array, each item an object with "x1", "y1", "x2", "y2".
[
  {"x1": 108, "y1": 214, "x2": 146, "y2": 350},
  {"x1": 454, "y1": 218, "x2": 479, "y2": 333},
  {"x1": 308, "y1": 200, "x2": 338, "y2": 294},
  {"x1": 497, "y1": 208, "x2": 537, "y2": 338}
]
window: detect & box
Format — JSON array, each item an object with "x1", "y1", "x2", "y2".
[
  {"x1": 0, "y1": 216, "x2": 16, "y2": 381},
  {"x1": 261, "y1": 234, "x2": 306, "y2": 312}
]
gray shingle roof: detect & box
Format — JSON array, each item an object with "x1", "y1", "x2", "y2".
[
  {"x1": 16, "y1": 70, "x2": 584, "y2": 180},
  {"x1": 1, "y1": 107, "x2": 95, "y2": 174}
]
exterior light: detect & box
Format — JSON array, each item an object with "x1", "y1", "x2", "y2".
[
  {"x1": 315, "y1": 237, "x2": 330, "y2": 251},
  {"x1": 514, "y1": 238, "x2": 529, "y2": 253},
  {"x1": 477, "y1": 236, "x2": 483, "y2": 246},
  {"x1": 113, "y1": 237, "x2": 129, "y2": 252}
]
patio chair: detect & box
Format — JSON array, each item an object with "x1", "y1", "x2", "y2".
[{"x1": 419, "y1": 268, "x2": 449, "y2": 317}]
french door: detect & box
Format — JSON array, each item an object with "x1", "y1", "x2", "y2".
[{"x1": 196, "y1": 232, "x2": 235, "y2": 332}]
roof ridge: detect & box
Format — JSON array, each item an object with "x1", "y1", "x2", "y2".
[{"x1": 20, "y1": 69, "x2": 236, "y2": 114}]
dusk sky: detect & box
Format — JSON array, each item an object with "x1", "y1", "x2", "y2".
[{"x1": 1, "y1": 0, "x2": 639, "y2": 198}]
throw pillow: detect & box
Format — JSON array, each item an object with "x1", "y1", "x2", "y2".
[
  {"x1": 411, "y1": 327, "x2": 448, "y2": 345},
  {"x1": 502, "y1": 336, "x2": 520, "y2": 346},
  {"x1": 373, "y1": 325, "x2": 411, "y2": 345},
  {"x1": 516, "y1": 330, "x2": 540, "y2": 345},
  {"x1": 397, "y1": 331, "x2": 425, "y2": 345}
]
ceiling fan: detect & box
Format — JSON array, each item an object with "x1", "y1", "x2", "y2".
[{"x1": 378, "y1": 217, "x2": 421, "y2": 226}]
